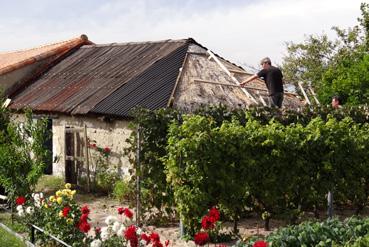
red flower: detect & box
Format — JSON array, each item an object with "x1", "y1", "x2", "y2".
[
  {"x1": 62, "y1": 206, "x2": 71, "y2": 217},
  {"x1": 140, "y1": 233, "x2": 151, "y2": 245},
  {"x1": 81, "y1": 205, "x2": 90, "y2": 215},
  {"x1": 124, "y1": 225, "x2": 137, "y2": 240},
  {"x1": 103, "y1": 147, "x2": 111, "y2": 154},
  {"x1": 165, "y1": 240, "x2": 170, "y2": 247},
  {"x1": 208, "y1": 207, "x2": 220, "y2": 222},
  {"x1": 78, "y1": 222, "x2": 91, "y2": 233},
  {"x1": 124, "y1": 225, "x2": 138, "y2": 247},
  {"x1": 89, "y1": 143, "x2": 97, "y2": 149},
  {"x1": 95, "y1": 227, "x2": 101, "y2": 234},
  {"x1": 16, "y1": 196, "x2": 26, "y2": 205},
  {"x1": 150, "y1": 232, "x2": 160, "y2": 243},
  {"x1": 201, "y1": 215, "x2": 215, "y2": 230},
  {"x1": 80, "y1": 213, "x2": 89, "y2": 223},
  {"x1": 123, "y1": 208, "x2": 133, "y2": 219},
  {"x1": 118, "y1": 207, "x2": 124, "y2": 215},
  {"x1": 253, "y1": 240, "x2": 268, "y2": 247},
  {"x1": 194, "y1": 232, "x2": 209, "y2": 246}
]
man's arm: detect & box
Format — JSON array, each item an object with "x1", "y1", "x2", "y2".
[{"x1": 240, "y1": 74, "x2": 258, "y2": 87}]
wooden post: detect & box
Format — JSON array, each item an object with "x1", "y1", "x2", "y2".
[
  {"x1": 136, "y1": 126, "x2": 141, "y2": 226},
  {"x1": 84, "y1": 124, "x2": 90, "y2": 192},
  {"x1": 327, "y1": 191, "x2": 333, "y2": 219}
]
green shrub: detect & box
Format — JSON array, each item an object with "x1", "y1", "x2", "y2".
[{"x1": 113, "y1": 179, "x2": 134, "y2": 203}]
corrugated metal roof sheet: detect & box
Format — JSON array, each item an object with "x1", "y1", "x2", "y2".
[
  {"x1": 91, "y1": 43, "x2": 189, "y2": 117},
  {"x1": 10, "y1": 39, "x2": 190, "y2": 117}
]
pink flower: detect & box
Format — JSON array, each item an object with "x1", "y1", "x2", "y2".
[
  {"x1": 95, "y1": 227, "x2": 101, "y2": 234},
  {"x1": 253, "y1": 240, "x2": 268, "y2": 247},
  {"x1": 194, "y1": 232, "x2": 209, "y2": 246},
  {"x1": 16, "y1": 196, "x2": 26, "y2": 205}
]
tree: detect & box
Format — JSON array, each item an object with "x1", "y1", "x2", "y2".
[
  {"x1": 282, "y1": 3, "x2": 369, "y2": 105},
  {"x1": 0, "y1": 107, "x2": 49, "y2": 205}
]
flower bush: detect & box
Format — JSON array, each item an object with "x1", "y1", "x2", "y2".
[
  {"x1": 90, "y1": 207, "x2": 170, "y2": 247},
  {"x1": 16, "y1": 183, "x2": 92, "y2": 245},
  {"x1": 16, "y1": 184, "x2": 170, "y2": 247},
  {"x1": 193, "y1": 207, "x2": 231, "y2": 246}
]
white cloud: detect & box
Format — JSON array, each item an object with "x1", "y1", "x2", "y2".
[{"x1": 0, "y1": 0, "x2": 364, "y2": 68}]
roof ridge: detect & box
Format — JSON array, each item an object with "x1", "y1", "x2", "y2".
[
  {"x1": 0, "y1": 35, "x2": 91, "y2": 76},
  {"x1": 81, "y1": 38, "x2": 193, "y2": 48},
  {"x1": 0, "y1": 34, "x2": 89, "y2": 55}
]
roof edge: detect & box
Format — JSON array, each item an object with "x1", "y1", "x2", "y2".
[{"x1": 0, "y1": 34, "x2": 92, "y2": 76}]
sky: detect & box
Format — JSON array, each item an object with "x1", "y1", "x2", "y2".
[{"x1": 0, "y1": 0, "x2": 365, "y2": 69}]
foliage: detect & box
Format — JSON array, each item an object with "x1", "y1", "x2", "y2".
[
  {"x1": 281, "y1": 3, "x2": 369, "y2": 105},
  {"x1": 35, "y1": 175, "x2": 65, "y2": 193},
  {"x1": 0, "y1": 108, "x2": 50, "y2": 206},
  {"x1": 240, "y1": 217, "x2": 369, "y2": 247},
  {"x1": 112, "y1": 179, "x2": 135, "y2": 203},
  {"x1": 0, "y1": 227, "x2": 26, "y2": 247},
  {"x1": 16, "y1": 183, "x2": 91, "y2": 246},
  {"x1": 124, "y1": 108, "x2": 180, "y2": 222},
  {"x1": 88, "y1": 142, "x2": 118, "y2": 194},
  {"x1": 164, "y1": 111, "x2": 369, "y2": 232}
]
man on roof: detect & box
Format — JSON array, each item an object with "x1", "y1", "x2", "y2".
[{"x1": 240, "y1": 57, "x2": 284, "y2": 108}]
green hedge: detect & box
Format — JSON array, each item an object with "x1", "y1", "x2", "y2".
[{"x1": 126, "y1": 105, "x2": 369, "y2": 232}]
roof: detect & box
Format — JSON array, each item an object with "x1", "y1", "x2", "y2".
[
  {"x1": 8, "y1": 37, "x2": 303, "y2": 117},
  {"x1": 0, "y1": 35, "x2": 91, "y2": 76},
  {"x1": 10, "y1": 39, "x2": 192, "y2": 117}
]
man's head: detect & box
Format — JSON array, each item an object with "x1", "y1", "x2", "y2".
[
  {"x1": 331, "y1": 95, "x2": 341, "y2": 109},
  {"x1": 260, "y1": 57, "x2": 272, "y2": 69}
]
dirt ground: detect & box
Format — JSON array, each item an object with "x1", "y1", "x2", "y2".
[{"x1": 76, "y1": 194, "x2": 283, "y2": 247}]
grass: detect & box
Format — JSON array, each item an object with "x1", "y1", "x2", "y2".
[
  {"x1": 35, "y1": 175, "x2": 64, "y2": 194},
  {"x1": 0, "y1": 211, "x2": 28, "y2": 233},
  {"x1": 0, "y1": 226, "x2": 26, "y2": 247}
]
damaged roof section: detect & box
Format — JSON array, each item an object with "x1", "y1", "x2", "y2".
[
  {"x1": 8, "y1": 37, "x2": 303, "y2": 118},
  {"x1": 0, "y1": 35, "x2": 92, "y2": 96}
]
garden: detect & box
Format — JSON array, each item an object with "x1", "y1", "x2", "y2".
[{"x1": 1, "y1": 3, "x2": 369, "y2": 246}]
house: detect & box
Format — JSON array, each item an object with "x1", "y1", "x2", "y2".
[{"x1": 2, "y1": 36, "x2": 303, "y2": 183}]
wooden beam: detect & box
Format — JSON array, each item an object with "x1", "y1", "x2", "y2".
[
  {"x1": 228, "y1": 69, "x2": 251, "y2": 75},
  {"x1": 193, "y1": 79, "x2": 297, "y2": 96},
  {"x1": 298, "y1": 82, "x2": 311, "y2": 105},
  {"x1": 207, "y1": 50, "x2": 259, "y2": 104},
  {"x1": 309, "y1": 87, "x2": 320, "y2": 105}
]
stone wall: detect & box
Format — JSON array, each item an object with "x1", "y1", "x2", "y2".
[{"x1": 11, "y1": 113, "x2": 133, "y2": 179}]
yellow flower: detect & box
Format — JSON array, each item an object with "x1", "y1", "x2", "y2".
[
  {"x1": 66, "y1": 218, "x2": 73, "y2": 224},
  {"x1": 59, "y1": 211, "x2": 63, "y2": 217},
  {"x1": 57, "y1": 197, "x2": 63, "y2": 204},
  {"x1": 71, "y1": 190, "x2": 76, "y2": 196},
  {"x1": 56, "y1": 190, "x2": 62, "y2": 197},
  {"x1": 65, "y1": 183, "x2": 72, "y2": 189},
  {"x1": 49, "y1": 196, "x2": 55, "y2": 202},
  {"x1": 43, "y1": 203, "x2": 49, "y2": 208}
]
